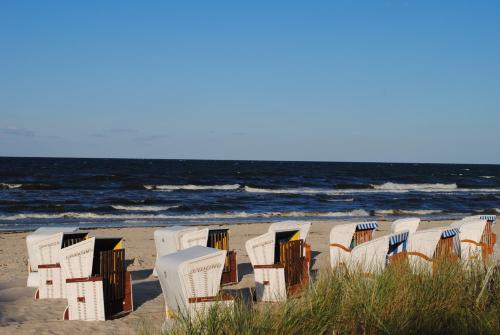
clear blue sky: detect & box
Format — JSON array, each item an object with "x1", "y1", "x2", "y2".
[{"x1": 1, "y1": 1, "x2": 499, "y2": 163}]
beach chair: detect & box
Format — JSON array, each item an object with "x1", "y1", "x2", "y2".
[
  {"x1": 59, "y1": 237, "x2": 133, "y2": 321},
  {"x1": 329, "y1": 222, "x2": 378, "y2": 268},
  {"x1": 26, "y1": 227, "x2": 79, "y2": 287},
  {"x1": 451, "y1": 215, "x2": 496, "y2": 262},
  {"x1": 405, "y1": 227, "x2": 460, "y2": 272},
  {"x1": 348, "y1": 230, "x2": 409, "y2": 274},
  {"x1": 154, "y1": 226, "x2": 238, "y2": 285},
  {"x1": 460, "y1": 215, "x2": 496, "y2": 258},
  {"x1": 34, "y1": 231, "x2": 89, "y2": 299},
  {"x1": 155, "y1": 246, "x2": 233, "y2": 322},
  {"x1": 391, "y1": 217, "x2": 420, "y2": 235},
  {"x1": 246, "y1": 225, "x2": 311, "y2": 302}
]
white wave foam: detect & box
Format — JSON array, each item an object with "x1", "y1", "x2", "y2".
[
  {"x1": 372, "y1": 182, "x2": 457, "y2": 192},
  {"x1": 245, "y1": 184, "x2": 499, "y2": 195},
  {"x1": 0, "y1": 183, "x2": 22, "y2": 189},
  {"x1": 244, "y1": 186, "x2": 372, "y2": 195},
  {"x1": 145, "y1": 184, "x2": 240, "y2": 191},
  {"x1": 111, "y1": 205, "x2": 179, "y2": 211},
  {"x1": 480, "y1": 176, "x2": 495, "y2": 179},
  {"x1": 0, "y1": 209, "x2": 371, "y2": 221},
  {"x1": 327, "y1": 198, "x2": 354, "y2": 202},
  {"x1": 375, "y1": 209, "x2": 443, "y2": 215}
]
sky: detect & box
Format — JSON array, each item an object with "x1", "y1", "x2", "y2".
[{"x1": 0, "y1": 1, "x2": 499, "y2": 164}]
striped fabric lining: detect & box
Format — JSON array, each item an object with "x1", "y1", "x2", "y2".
[
  {"x1": 479, "y1": 215, "x2": 496, "y2": 222},
  {"x1": 356, "y1": 222, "x2": 378, "y2": 231},
  {"x1": 441, "y1": 228, "x2": 460, "y2": 239},
  {"x1": 389, "y1": 231, "x2": 409, "y2": 246}
]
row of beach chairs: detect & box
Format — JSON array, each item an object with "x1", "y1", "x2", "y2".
[
  {"x1": 153, "y1": 215, "x2": 496, "y2": 322},
  {"x1": 25, "y1": 214, "x2": 496, "y2": 323}
]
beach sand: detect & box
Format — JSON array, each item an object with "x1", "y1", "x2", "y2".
[{"x1": 0, "y1": 219, "x2": 497, "y2": 334}]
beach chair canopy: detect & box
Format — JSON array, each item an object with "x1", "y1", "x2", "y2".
[
  {"x1": 391, "y1": 218, "x2": 420, "y2": 235},
  {"x1": 349, "y1": 235, "x2": 391, "y2": 273},
  {"x1": 406, "y1": 228, "x2": 443, "y2": 259},
  {"x1": 154, "y1": 226, "x2": 209, "y2": 258},
  {"x1": 34, "y1": 231, "x2": 89, "y2": 266},
  {"x1": 268, "y1": 221, "x2": 311, "y2": 241},
  {"x1": 155, "y1": 246, "x2": 226, "y2": 315},
  {"x1": 461, "y1": 215, "x2": 496, "y2": 223},
  {"x1": 450, "y1": 219, "x2": 486, "y2": 242},
  {"x1": 27, "y1": 227, "x2": 79, "y2": 272},
  {"x1": 330, "y1": 222, "x2": 378, "y2": 248},
  {"x1": 246, "y1": 232, "x2": 276, "y2": 266},
  {"x1": 330, "y1": 222, "x2": 378, "y2": 268},
  {"x1": 59, "y1": 237, "x2": 123, "y2": 278}
]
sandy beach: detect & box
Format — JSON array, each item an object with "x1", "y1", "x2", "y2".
[{"x1": 1, "y1": 218, "x2": 496, "y2": 335}]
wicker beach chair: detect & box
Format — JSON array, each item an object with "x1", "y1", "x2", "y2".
[
  {"x1": 405, "y1": 227, "x2": 460, "y2": 272},
  {"x1": 154, "y1": 226, "x2": 238, "y2": 285},
  {"x1": 26, "y1": 227, "x2": 78, "y2": 287},
  {"x1": 451, "y1": 215, "x2": 496, "y2": 262},
  {"x1": 246, "y1": 224, "x2": 311, "y2": 302},
  {"x1": 348, "y1": 230, "x2": 410, "y2": 274},
  {"x1": 59, "y1": 237, "x2": 133, "y2": 321},
  {"x1": 329, "y1": 222, "x2": 378, "y2": 268},
  {"x1": 155, "y1": 246, "x2": 233, "y2": 322},
  {"x1": 34, "y1": 231, "x2": 89, "y2": 299}
]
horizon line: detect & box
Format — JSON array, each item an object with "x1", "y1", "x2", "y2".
[{"x1": 0, "y1": 155, "x2": 498, "y2": 166}]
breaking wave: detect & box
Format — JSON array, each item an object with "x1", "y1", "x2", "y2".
[
  {"x1": 144, "y1": 184, "x2": 241, "y2": 191},
  {"x1": 111, "y1": 205, "x2": 179, "y2": 211},
  {"x1": 374, "y1": 209, "x2": 444, "y2": 216},
  {"x1": 0, "y1": 183, "x2": 22, "y2": 189},
  {"x1": 244, "y1": 183, "x2": 499, "y2": 195},
  {"x1": 0, "y1": 209, "x2": 372, "y2": 221},
  {"x1": 0, "y1": 183, "x2": 59, "y2": 190},
  {"x1": 371, "y1": 182, "x2": 458, "y2": 192}
]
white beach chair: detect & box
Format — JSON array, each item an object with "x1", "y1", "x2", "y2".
[
  {"x1": 34, "y1": 231, "x2": 89, "y2": 299},
  {"x1": 348, "y1": 230, "x2": 409, "y2": 274},
  {"x1": 268, "y1": 220, "x2": 311, "y2": 241},
  {"x1": 246, "y1": 225, "x2": 311, "y2": 302},
  {"x1": 153, "y1": 226, "x2": 238, "y2": 285},
  {"x1": 391, "y1": 217, "x2": 420, "y2": 235},
  {"x1": 155, "y1": 246, "x2": 233, "y2": 322},
  {"x1": 329, "y1": 222, "x2": 378, "y2": 268},
  {"x1": 405, "y1": 227, "x2": 460, "y2": 272},
  {"x1": 26, "y1": 227, "x2": 78, "y2": 287},
  {"x1": 450, "y1": 215, "x2": 496, "y2": 262},
  {"x1": 59, "y1": 237, "x2": 133, "y2": 321}
]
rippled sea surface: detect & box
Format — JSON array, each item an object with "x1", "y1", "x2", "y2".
[{"x1": 0, "y1": 157, "x2": 499, "y2": 230}]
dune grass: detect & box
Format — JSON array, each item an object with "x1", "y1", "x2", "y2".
[{"x1": 140, "y1": 260, "x2": 500, "y2": 335}]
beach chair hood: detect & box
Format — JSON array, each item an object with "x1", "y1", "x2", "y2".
[
  {"x1": 452, "y1": 219, "x2": 487, "y2": 260},
  {"x1": 407, "y1": 228, "x2": 443, "y2": 258},
  {"x1": 155, "y1": 246, "x2": 227, "y2": 316},
  {"x1": 330, "y1": 223, "x2": 358, "y2": 247},
  {"x1": 391, "y1": 218, "x2": 420, "y2": 235},
  {"x1": 26, "y1": 227, "x2": 78, "y2": 287},
  {"x1": 268, "y1": 221, "x2": 311, "y2": 241},
  {"x1": 245, "y1": 232, "x2": 276, "y2": 266},
  {"x1": 349, "y1": 235, "x2": 390, "y2": 273},
  {"x1": 59, "y1": 237, "x2": 96, "y2": 279}
]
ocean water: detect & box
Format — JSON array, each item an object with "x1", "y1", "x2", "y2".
[{"x1": 0, "y1": 157, "x2": 499, "y2": 231}]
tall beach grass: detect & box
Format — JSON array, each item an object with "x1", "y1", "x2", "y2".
[{"x1": 139, "y1": 260, "x2": 500, "y2": 335}]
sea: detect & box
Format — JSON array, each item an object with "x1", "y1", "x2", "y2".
[{"x1": 0, "y1": 157, "x2": 499, "y2": 231}]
